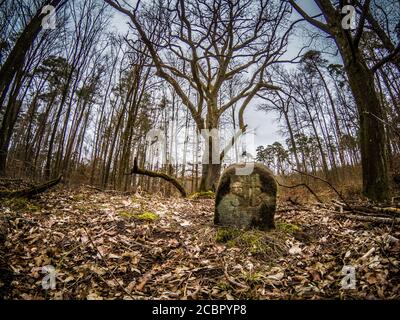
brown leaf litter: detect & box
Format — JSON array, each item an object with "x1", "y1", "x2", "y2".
[{"x1": 1, "y1": 186, "x2": 399, "y2": 300}]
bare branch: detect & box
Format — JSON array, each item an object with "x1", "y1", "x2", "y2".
[{"x1": 288, "y1": 0, "x2": 331, "y2": 34}]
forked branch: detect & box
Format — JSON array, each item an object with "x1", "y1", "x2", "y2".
[{"x1": 129, "y1": 158, "x2": 187, "y2": 197}]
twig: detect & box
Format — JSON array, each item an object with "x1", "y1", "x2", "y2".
[
  {"x1": 292, "y1": 169, "x2": 353, "y2": 211},
  {"x1": 83, "y1": 184, "x2": 133, "y2": 195},
  {"x1": 223, "y1": 265, "x2": 249, "y2": 290},
  {"x1": 332, "y1": 200, "x2": 400, "y2": 217},
  {"x1": 275, "y1": 179, "x2": 323, "y2": 203},
  {"x1": 372, "y1": 207, "x2": 400, "y2": 215},
  {"x1": 183, "y1": 271, "x2": 192, "y2": 299},
  {"x1": 136, "y1": 267, "x2": 157, "y2": 291},
  {"x1": 357, "y1": 247, "x2": 376, "y2": 263},
  {"x1": 82, "y1": 185, "x2": 104, "y2": 192},
  {"x1": 322, "y1": 207, "x2": 394, "y2": 219},
  {"x1": 392, "y1": 196, "x2": 400, "y2": 205}
]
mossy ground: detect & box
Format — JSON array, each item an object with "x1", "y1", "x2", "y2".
[
  {"x1": 1, "y1": 197, "x2": 40, "y2": 212},
  {"x1": 276, "y1": 222, "x2": 301, "y2": 234},
  {"x1": 136, "y1": 211, "x2": 159, "y2": 221},
  {"x1": 119, "y1": 210, "x2": 159, "y2": 222},
  {"x1": 215, "y1": 227, "x2": 241, "y2": 243},
  {"x1": 215, "y1": 226, "x2": 288, "y2": 258}
]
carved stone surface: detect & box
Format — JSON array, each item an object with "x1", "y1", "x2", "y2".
[{"x1": 214, "y1": 163, "x2": 277, "y2": 230}]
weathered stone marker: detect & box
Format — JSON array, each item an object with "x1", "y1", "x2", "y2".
[{"x1": 214, "y1": 163, "x2": 277, "y2": 230}]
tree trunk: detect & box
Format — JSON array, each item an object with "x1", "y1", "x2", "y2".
[
  {"x1": 199, "y1": 163, "x2": 221, "y2": 192},
  {"x1": 288, "y1": 0, "x2": 392, "y2": 201},
  {"x1": 283, "y1": 111, "x2": 301, "y2": 172},
  {"x1": 0, "y1": 67, "x2": 24, "y2": 176},
  {"x1": 0, "y1": 99, "x2": 21, "y2": 176},
  {"x1": 45, "y1": 99, "x2": 64, "y2": 179},
  {"x1": 345, "y1": 59, "x2": 389, "y2": 201},
  {"x1": 199, "y1": 111, "x2": 222, "y2": 192},
  {"x1": 0, "y1": 0, "x2": 64, "y2": 108},
  {"x1": 315, "y1": 65, "x2": 345, "y2": 166}
]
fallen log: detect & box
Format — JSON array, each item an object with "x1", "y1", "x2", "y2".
[
  {"x1": 0, "y1": 178, "x2": 23, "y2": 182},
  {"x1": 0, "y1": 175, "x2": 62, "y2": 199},
  {"x1": 128, "y1": 158, "x2": 187, "y2": 198},
  {"x1": 332, "y1": 209, "x2": 394, "y2": 219},
  {"x1": 371, "y1": 207, "x2": 400, "y2": 215},
  {"x1": 338, "y1": 214, "x2": 400, "y2": 225},
  {"x1": 332, "y1": 199, "x2": 400, "y2": 217}
]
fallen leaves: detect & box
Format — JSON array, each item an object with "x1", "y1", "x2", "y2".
[
  {"x1": 288, "y1": 244, "x2": 302, "y2": 256},
  {"x1": 0, "y1": 186, "x2": 399, "y2": 300}
]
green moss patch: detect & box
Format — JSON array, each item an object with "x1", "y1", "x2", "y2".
[
  {"x1": 215, "y1": 227, "x2": 241, "y2": 243},
  {"x1": 119, "y1": 210, "x2": 159, "y2": 222},
  {"x1": 242, "y1": 271, "x2": 265, "y2": 285},
  {"x1": 236, "y1": 231, "x2": 268, "y2": 254},
  {"x1": 215, "y1": 227, "x2": 286, "y2": 258},
  {"x1": 276, "y1": 222, "x2": 301, "y2": 234},
  {"x1": 118, "y1": 210, "x2": 136, "y2": 218},
  {"x1": 1, "y1": 197, "x2": 40, "y2": 212},
  {"x1": 72, "y1": 194, "x2": 88, "y2": 202},
  {"x1": 217, "y1": 282, "x2": 233, "y2": 292},
  {"x1": 136, "y1": 211, "x2": 159, "y2": 221}
]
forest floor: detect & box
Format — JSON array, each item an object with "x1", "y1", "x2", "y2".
[{"x1": 1, "y1": 186, "x2": 399, "y2": 300}]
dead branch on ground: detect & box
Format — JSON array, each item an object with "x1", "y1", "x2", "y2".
[
  {"x1": 293, "y1": 169, "x2": 353, "y2": 210},
  {"x1": 0, "y1": 175, "x2": 62, "y2": 199},
  {"x1": 275, "y1": 179, "x2": 323, "y2": 203},
  {"x1": 128, "y1": 158, "x2": 187, "y2": 198}
]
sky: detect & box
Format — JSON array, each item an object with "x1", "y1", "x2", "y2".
[
  {"x1": 249, "y1": 1, "x2": 322, "y2": 149},
  {"x1": 107, "y1": 0, "x2": 323, "y2": 153}
]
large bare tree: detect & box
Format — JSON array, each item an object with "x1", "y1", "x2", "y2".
[{"x1": 104, "y1": 0, "x2": 296, "y2": 191}]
